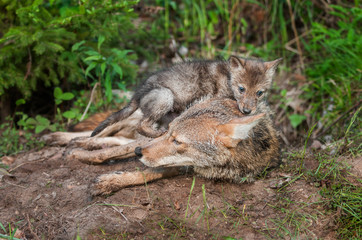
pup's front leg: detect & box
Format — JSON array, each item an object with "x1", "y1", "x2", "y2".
[{"x1": 91, "y1": 167, "x2": 182, "y2": 195}]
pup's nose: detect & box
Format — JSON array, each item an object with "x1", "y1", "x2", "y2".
[
  {"x1": 242, "y1": 108, "x2": 251, "y2": 114},
  {"x1": 135, "y1": 147, "x2": 143, "y2": 157}
]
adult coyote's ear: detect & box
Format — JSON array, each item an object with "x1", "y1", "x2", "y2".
[{"x1": 216, "y1": 113, "x2": 264, "y2": 148}]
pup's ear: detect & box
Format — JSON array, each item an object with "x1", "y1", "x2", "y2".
[
  {"x1": 264, "y1": 58, "x2": 283, "y2": 83},
  {"x1": 217, "y1": 113, "x2": 264, "y2": 148},
  {"x1": 228, "y1": 56, "x2": 246, "y2": 69}
]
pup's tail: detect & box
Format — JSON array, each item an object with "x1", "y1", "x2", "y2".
[{"x1": 91, "y1": 99, "x2": 139, "y2": 137}]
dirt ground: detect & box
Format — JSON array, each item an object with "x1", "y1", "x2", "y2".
[{"x1": 1, "y1": 145, "x2": 360, "y2": 239}]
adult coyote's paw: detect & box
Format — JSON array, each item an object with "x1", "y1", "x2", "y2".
[{"x1": 91, "y1": 171, "x2": 145, "y2": 196}]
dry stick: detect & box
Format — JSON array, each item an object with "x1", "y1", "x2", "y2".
[
  {"x1": 80, "y1": 82, "x2": 99, "y2": 121},
  {"x1": 284, "y1": 31, "x2": 310, "y2": 54},
  {"x1": 24, "y1": 47, "x2": 32, "y2": 81},
  {"x1": 73, "y1": 201, "x2": 103, "y2": 218},
  {"x1": 227, "y1": 0, "x2": 239, "y2": 52},
  {"x1": 3, "y1": 180, "x2": 27, "y2": 189},
  {"x1": 110, "y1": 205, "x2": 129, "y2": 222},
  {"x1": 286, "y1": 0, "x2": 305, "y2": 70},
  {"x1": 26, "y1": 214, "x2": 41, "y2": 240},
  {"x1": 9, "y1": 152, "x2": 59, "y2": 173},
  {"x1": 314, "y1": 99, "x2": 362, "y2": 139}
]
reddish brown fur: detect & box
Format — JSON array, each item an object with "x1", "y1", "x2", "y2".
[{"x1": 69, "y1": 111, "x2": 112, "y2": 132}]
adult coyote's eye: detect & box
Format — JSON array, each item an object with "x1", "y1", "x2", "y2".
[
  {"x1": 256, "y1": 90, "x2": 263, "y2": 96},
  {"x1": 239, "y1": 86, "x2": 245, "y2": 93}
]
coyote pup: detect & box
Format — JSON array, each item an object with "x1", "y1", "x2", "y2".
[
  {"x1": 94, "y1": 98, "x2": 280, "y2": 194},
  {"x1": 91, "y1": 57, "x2": 282, "y2": 138}
]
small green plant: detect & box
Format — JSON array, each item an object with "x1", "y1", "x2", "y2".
[
  {"x1": 0, "y1": 221, "x2": 22, "y2": 240},
  {"x1": 72, "y1": 36, "x2": 138, "y2": 103},
  {"x1": 53, "y1": 87, "x2": 83, "y2": 124},
  {"x1": 0, "y1": 118, "x2": 42, "y2": 157},
  {"x1": 17, "y1": 113, "x2": 57, "y2": 134}
]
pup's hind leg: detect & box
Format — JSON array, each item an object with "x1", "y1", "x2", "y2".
[{"x1": 138, "y1": 88, "x2": 174, "y2": 137}]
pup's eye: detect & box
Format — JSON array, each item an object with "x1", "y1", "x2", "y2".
[
  {"x1": 173, "y1": 139, "x2": 182, "y2": 145},
  {"x1": 256, "y1": 90, "x2": 263, "y2": 96},
  {"x1": 239, "y1": 86, "x2": 245, "y2": 93}
]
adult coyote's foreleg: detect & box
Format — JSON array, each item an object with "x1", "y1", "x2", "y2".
[{"x1": 91, "y1": 167, "x2": 182, "y2": 195}]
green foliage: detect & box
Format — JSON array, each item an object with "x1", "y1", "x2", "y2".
[
  {"x1": 72, "y1": 38, "x2": 137, "y2": 103},
  {"x1": 17, "y1": 113, "x2": 57, "y2": 133},
  {"x1": 304, "y1": 5, "x2": 362, "y2": 128},
  {"x1": 0, "y1": 118, "x2": 43, "y2": 157},
  {"x1": 0, "y1": 0, "x2": 140, "y2": 99}
]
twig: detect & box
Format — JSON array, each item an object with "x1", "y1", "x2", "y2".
[
  {"x1": 286, "y1": 0, "x2": 305, "y2": 70},
  {"x1": 9, "y1": 152, "x2": 58, "y2": 173},
  {"x1": 73, "y1": 201, "x2": 102, "y2": 218},
  {"x1": 26, "y1": 214, "x2": 41, "y2": 240},
  {"x1": 314, "y1": 99, "x2": 362, "y2": 139},
  {"x1": 279, "y1": 131, "x2": 290, "y2": 146},
  {"x1": 284, "y1": 31, "x2": 310, "y2": 54},
  {"x1": 24, "y1": 47, "x2": 32, "y2": 81},
  {"x1": 110, "y1": 206, "x2": 129, "y2": 222},
  {"x1": 227, "y1": 0, "x2": 239, "y2": 52},
  {"x1": 3, "y1": 180, "x2": 27, "y2": 189},
  {"x1": 80, "y1": 82, "x2": 99, "y2": 121}
]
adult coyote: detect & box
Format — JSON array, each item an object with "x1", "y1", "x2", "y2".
[{"x1": 94, "y1": 98, "x2": 280, "y2": 194}]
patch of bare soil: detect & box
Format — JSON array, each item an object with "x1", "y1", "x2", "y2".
[{"x1": 0, "y1": 147, "x2": 345, "y2": 239}]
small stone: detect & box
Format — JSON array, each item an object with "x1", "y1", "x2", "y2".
[
  {"x1": 311, "y1": 140, "x2": 322, "y2": 150},
  {"x1": 1, "y1": 156, "x2": 15, "y2": 165}
]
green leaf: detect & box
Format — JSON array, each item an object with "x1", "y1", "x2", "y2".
[
  {"x1": 101, "y1": 62, "x2": 106, "y2": 76},
  {"x1": 16, "y1": 99, "x2": 26, "y2": 106},
  {"x1": 55, "y1": 99, "x2": 62, "y2": 105},
  {"x1": 98, "y1": 35, "x2": 105, "y2": 51},
  {"x1": 48, "y1": 125, "x2": 57, "y2": 132},
  {"x1": 46, "y1": 42, "x2": 65, "y2": 52},
  {"x1": 25, "y1": 118, "x2": 37, "y2": 126},
  {"x1": 85, "y1": 62, "x2": 97, "y2": 77},
  {"x1": 17, "y1": 119, "x2": 26, "y2": 127},
  {"x1": 84, "y1": 55, "x2": 102, "y2": 62},
  {"x1": 84, "y1": 50, "x2": 99, "y2": 56},
  {"x1": 72, "y1": 40, "x2": 86, "y2": 52},
  {"x1": 54, "y1": 87, "x2": 63, "y2": 98},
  {"x1": 62, "y1": 111, "x2": 76, "y2": 119},
  {"x1": 289, "y1": 114, "x2": 307, "y2": 128},
  {"x1": 105, "y1": 72, "x2": 113, "y2": 102},
  {"x1": 111, "y1": 63, "x2": 123, "y2": 79},
  {"x1": 35, "y1": 125, "x2": 47, "y2": 134},
  {"x1": 59, "y1": 92, "x2": 74, "y2": 100},
  {"x1": 36, "y1": 115, "x2": 50, "y2": 126}
]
